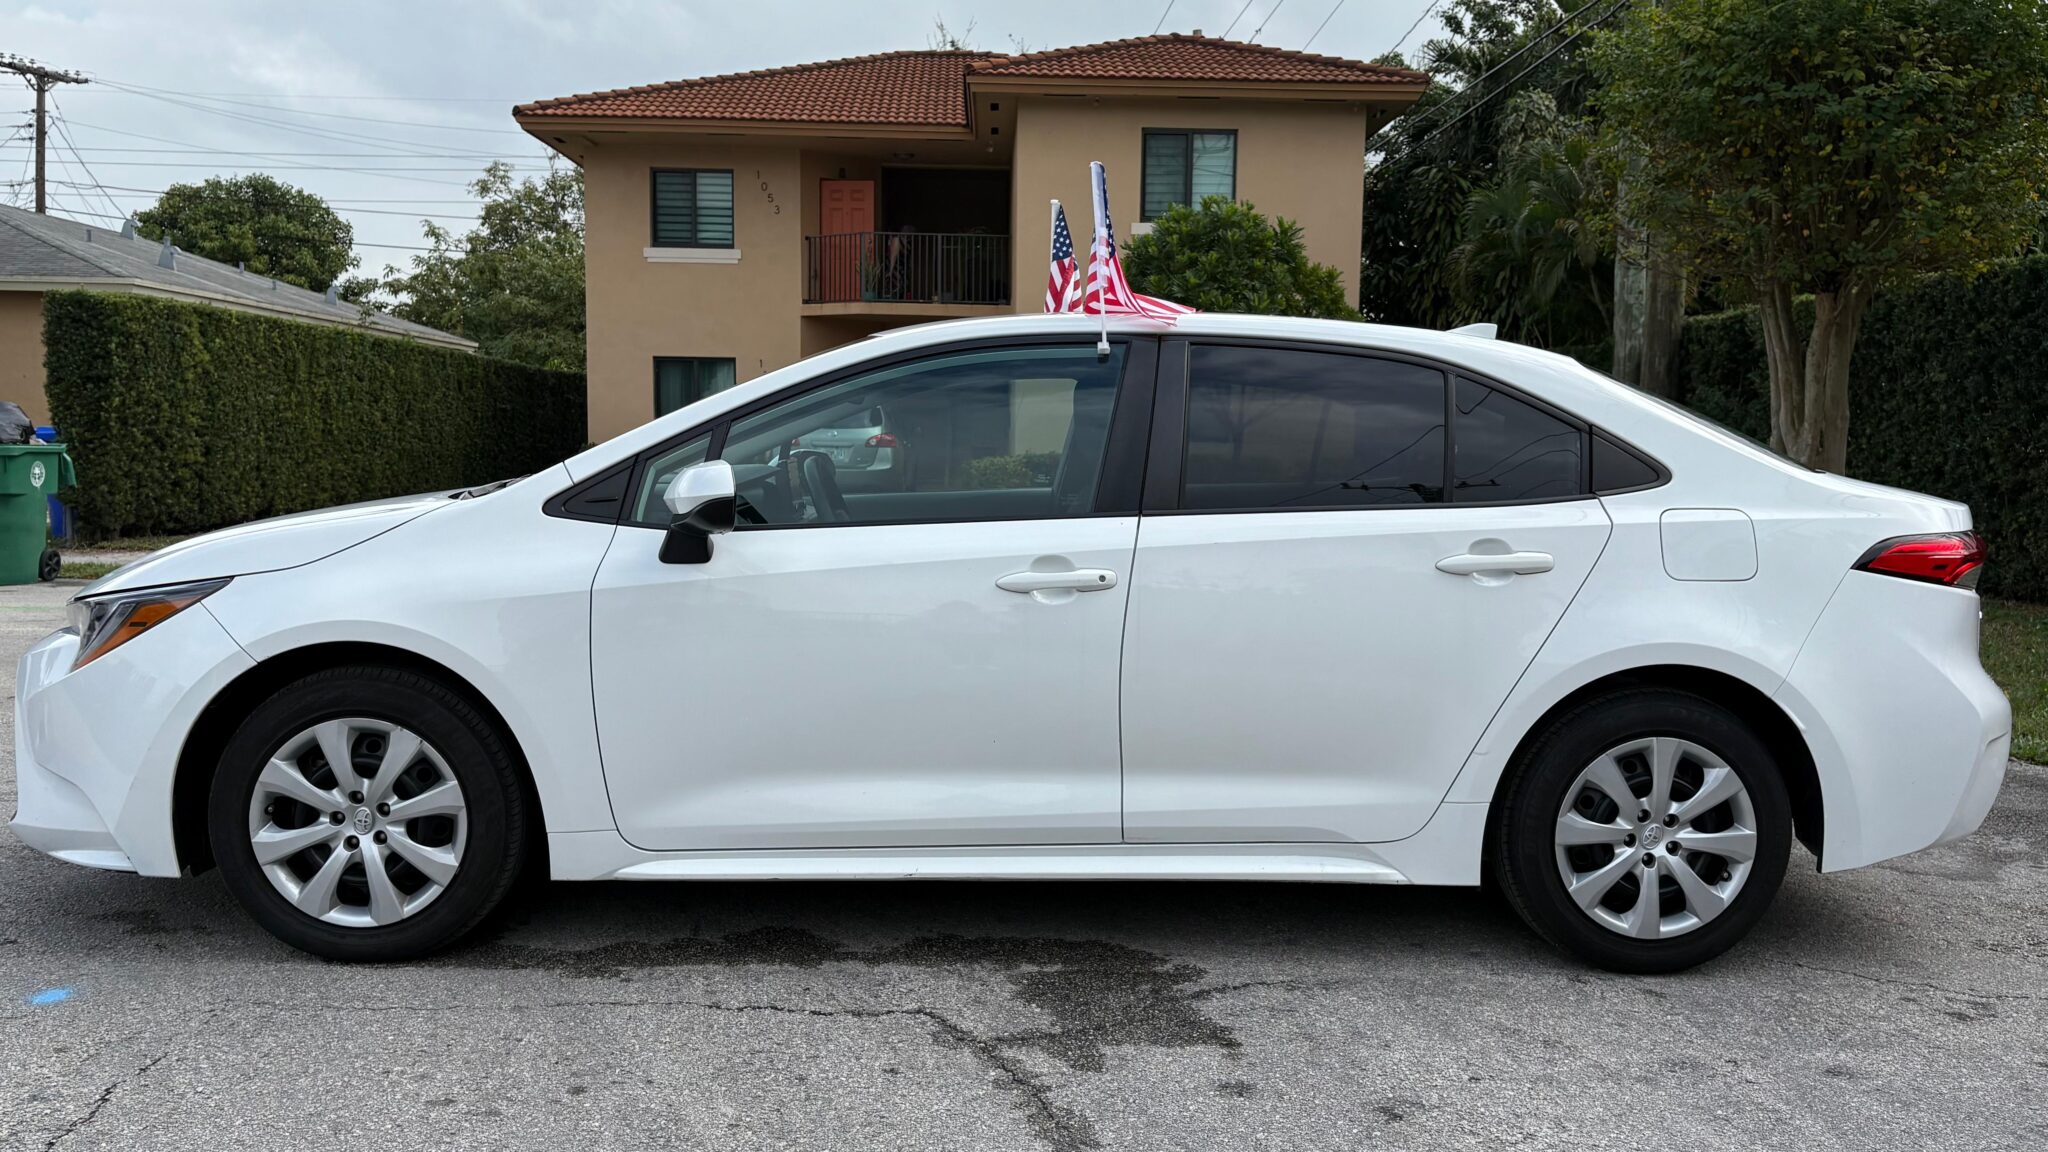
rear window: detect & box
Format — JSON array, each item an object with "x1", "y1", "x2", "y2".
[{"x1": 827, "y1": 406, "x2": 884, "y2": 429}]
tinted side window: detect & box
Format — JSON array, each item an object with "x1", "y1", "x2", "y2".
[
  {"x1": 1182, "y1": 346, "x2": 1446, "y2": 509},
  {"x1": 631, "y1": 435, "x2": 711, "y2": 524},
  {"x1": 1592, "y1": 431, "x2": 1662, "y2": 493},
  {"x1": 1453, "y1": 376, "x2": 1584, "y2": 503},
  {"x1": 711, "y1": 344, "x2": 1126, "y2": 527}
]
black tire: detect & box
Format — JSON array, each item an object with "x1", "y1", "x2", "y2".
[
  {"x1": 38, "y1": 548, "x2": 59, "y2": 582},
  {"x1": 208, "y1": 665, "x2": 529, "y2": 961},
  {"x1": 1490, "y1": 688, "x2": 1792, "y2": 974}
]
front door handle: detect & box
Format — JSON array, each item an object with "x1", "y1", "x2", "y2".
[
  {"x1": 1436, "y1": 551, "x2": 1554, "y2": 576},
  {"x1": 996, "y1": 569, "x2": 1118, "y2": 594}
]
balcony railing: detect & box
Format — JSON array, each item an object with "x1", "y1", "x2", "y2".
[{"x1": 805, "y1": 231, "x2": 1011, "y2": 307}]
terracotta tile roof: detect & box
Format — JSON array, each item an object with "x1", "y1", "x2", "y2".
[
  {"x1": 515, "y1": 50, "x2": 994, "y2": 125},
  {"x1": 516, "y1": 35, "x2": 1425, "y2": 126},
  {"x1": 970, "y1": 33, "x2": 1429, "y2": 85}
]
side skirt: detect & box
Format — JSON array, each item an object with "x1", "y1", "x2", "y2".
[{"x1": 546, "y1": 801, "x2": 1489, "y2": 886}]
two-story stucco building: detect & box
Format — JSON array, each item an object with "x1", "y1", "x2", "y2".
[{"x1": 516, "y1": 34, "x2": 1426, "y2": 440}]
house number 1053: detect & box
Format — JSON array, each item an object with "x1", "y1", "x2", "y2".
[{"x1": 754, "y1": 170, "x2": 781, "y2": 214}]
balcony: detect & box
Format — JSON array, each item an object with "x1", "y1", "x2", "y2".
[{"x1": 803, "y1": 231, "x2": 1012, "y2": 318}]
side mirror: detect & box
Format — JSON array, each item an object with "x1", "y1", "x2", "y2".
[{"x1": 659, "y1": 460, "x2": 736, "y2": 565}]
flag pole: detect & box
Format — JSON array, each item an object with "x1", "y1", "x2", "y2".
[
  {"x1": 1089, "y1": 162, "x2": 1110, "y2": 358},
  {"x1": 1048, "y1": 198, "x2": 1060, "y2": 315}
]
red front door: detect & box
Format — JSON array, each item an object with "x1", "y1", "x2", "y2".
[{"x1": 819, "y1": 179, "x2": 875, "y2": 302}]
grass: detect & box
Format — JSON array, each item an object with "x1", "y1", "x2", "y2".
[
  {"x1": 1981, "y1": 598, "x2": 2048, "y2": 762},
  {"x1": 58, "y1": 560, "x2": 121, "y2": 581}
]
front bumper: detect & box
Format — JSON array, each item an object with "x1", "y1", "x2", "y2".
[{"x1": 10, "y1": 604, "x2": 255, "y2": 876}]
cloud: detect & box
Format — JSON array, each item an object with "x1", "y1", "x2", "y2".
[{"x1": 0, "y1": 0, "x2": 1445, "y2": 260}]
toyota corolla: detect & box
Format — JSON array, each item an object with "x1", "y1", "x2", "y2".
[{"x1": 11, "y1": 314, "x2": 2009, "y2": 972}]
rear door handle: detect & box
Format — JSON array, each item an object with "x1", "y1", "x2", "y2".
[
  {"x1": 996, "y1": 569, "x2": 1118, "y2": 593},
  {"x1": 1436, "y1": 551, "x2": 1554, "y2": 576}
]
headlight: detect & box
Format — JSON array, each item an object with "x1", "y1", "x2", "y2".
[{"x1": 67, "y1": 579, "x2": 230, "y2": 670}]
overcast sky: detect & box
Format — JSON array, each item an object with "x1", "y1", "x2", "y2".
[{"x1": 0, "y1": 1, "x2": 1447, "y2": 272}]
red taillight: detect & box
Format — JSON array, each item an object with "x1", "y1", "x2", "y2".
[
  {"x1": 1855, "y1": 532, "x2": 1985, "y2": 589},
  {"x1": 866, "y1": 433, "x2": 898, "y2": 448}
]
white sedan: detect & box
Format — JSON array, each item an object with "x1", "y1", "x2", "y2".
[{"x1": 11, "y1": 315, "x2": 2009, "y2": 972}]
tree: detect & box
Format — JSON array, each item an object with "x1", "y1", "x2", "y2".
[
  {"x1": 1124, "y1": 197, "x2": 1355, "y2": 318},
  {"x1": 1452, "y1": 90, "x2": 1612, "y2": 353},
  {"x1": 1360, "y1": 0, "x2": 1609, "y2": 344},
  {"x1": 1594, "y1": 0, "x2": 2048, "y2": 470},
  {"x1": 379, "y1": 161, "x2": 584, "y2": 371},
  {"x1": 135, "y1": 174, "x2": 356, "y2": 292}
]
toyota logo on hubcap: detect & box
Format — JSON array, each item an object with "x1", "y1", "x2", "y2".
[{"x1": 352, "y1": 809, "x2": 374, "y2": 835}]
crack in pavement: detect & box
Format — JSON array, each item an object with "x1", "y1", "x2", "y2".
[
  {"x1": 417, "y1": 926, "x2": 1284, "y2": 1150},
  {"x1": 41, "y1": 1051, "x2": 165, "y2": 1151},
  {"x1": 691, "y1": 1001, "x2": 1098, "y2": 1152}
]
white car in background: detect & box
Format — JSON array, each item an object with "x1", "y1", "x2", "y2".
[
  {"x1": 11, "y1": 314, "x2": 2009, "y2": 972},
  {"x1": 792, "y1": 403, "x2": 905, "y2": 492}
]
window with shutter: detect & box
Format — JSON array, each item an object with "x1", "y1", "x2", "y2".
[
  {"x1": 1140, "y1": 131, "x2": 1236, "y2": 220},
  {"x1": 650, "y1": 170, "x2": 735, "y2": 247}
]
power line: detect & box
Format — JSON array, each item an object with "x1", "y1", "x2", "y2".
[
  {"x1": 1222, "y1": 0, "x2": 1258, "y2": 38},
  {"x1": 47, "y1": 134, "x2": 119, "y2": 222},
  {"x1": 27, "y1": 203, "x2": 445, "y2": 251},
  {"x1": 1152, "y1": 1, "x2": 1175, "y2": 35},
  {"x1": 107, "y1": 91, "x2": 522, "y2": 102},
  {"x1": 48, "y1": 102, "x2": 124, "y2": 222},
  {"x1": 1396, "y1": 0, "x2": 1611, "y2": 137},
  {"x1": 88, "y1": 81, "x2": 512, "y2": 159},
  {"x1": 0, "y1": 145, "x2": 554, "y2": 158},
  {"x1": 1248, "y1": 0, "x2": 1288, "y2": 42},
  {"x1": 29, "y1": 181, "x2": 489, "y2": 204},
  {"x1": 92, "y1": 78, "x2": 530, "y2": 135},
  {"x1": 1412, "y1": 0, "x2": 1631, "y2": 146},
  {"x1": 1302, "y1": 0, "x2": 1347, "y2": 50},
  {"x1": 19, "y1": 182, "x2": 482, "y2": 219},
  {"x1": 0, "y1": 160, "x2": 550, "y2": 172},
  {"x1": 55, "y1": 119, "x2": 507, "y2": 188},
  {"x1": 1385, "y1": 0, "x2": 1445, "y2": 56}
]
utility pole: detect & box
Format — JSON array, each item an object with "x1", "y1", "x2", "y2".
[
  {"x1": 0, "y1": 54, "x2": 87, "y2": 214},
  {"x1": 1610, "y1": 1, "x2": 1683, "y2": 399}
]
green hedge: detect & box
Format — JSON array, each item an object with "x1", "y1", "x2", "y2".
[
  {"x1": 1678, "y1": 255, "x2": 2048, "y2": 601},
  {"x1": 43, "y1": 290, "x2": 585, "y2": 538}
]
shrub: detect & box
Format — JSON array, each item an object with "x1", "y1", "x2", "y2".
[
  {"x1": 42, "y1": 290, "x2": 585, "y2": 538},
  {"x1": 1124, "y1": 197, "x2": 1356, "y2": 318},
  {"x1": 963, "y1": 452, "x2": 1062, "y2": 490},
  {"x1": 1678, "y1": 256, "x2": 2048, "y2": 600}
]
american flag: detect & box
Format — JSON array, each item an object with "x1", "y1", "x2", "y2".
[
  {"x1": 1081, "y1": 160, "x2": 1196, "y2": 323},
  {"x1": 1044, "y1": 200, "x2": 1082, "y2": 313}
]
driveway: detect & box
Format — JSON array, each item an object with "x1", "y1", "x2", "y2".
[{"x1": 1, "y1": 579, "x2": 2043, "y2": 1151}]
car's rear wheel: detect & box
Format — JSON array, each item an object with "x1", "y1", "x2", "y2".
[
  {"x1": 1491, "y1": 688, "x2": 1792, "y2": 973},
  {"x1": 208, "y1": 666, "x2": 528, "y2": 961}
]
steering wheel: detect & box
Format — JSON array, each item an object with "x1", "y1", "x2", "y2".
[{"x1": 787, "y1": 449, "x2": 851, "y2": 523}]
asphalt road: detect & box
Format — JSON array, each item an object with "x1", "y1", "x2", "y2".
[{"x1": 1, "y1": 578, "x2": 2044, "y2": 1151}]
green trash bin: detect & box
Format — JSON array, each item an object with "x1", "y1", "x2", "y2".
[{"x1": 0, "y1": 443, "x2": 76, "y2": 584}]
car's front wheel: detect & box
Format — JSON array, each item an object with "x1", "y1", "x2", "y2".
[
  {"x1": 1491, "y1": 688, "x2": 1792, "y2": 973},
  {"x1": 208, "y1": 666, "x2": 529, "y2": 961}
]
